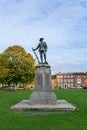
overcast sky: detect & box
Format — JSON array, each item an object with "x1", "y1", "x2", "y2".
[{"x1": 0, "y1": 0, "x2": 87, "y2": 73}]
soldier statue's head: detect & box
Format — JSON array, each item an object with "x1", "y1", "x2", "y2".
[{"x1": 39, "y1": 38, "x2": 44, "y2": 42}]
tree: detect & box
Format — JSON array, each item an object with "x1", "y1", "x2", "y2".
[
  {"x1": 0, "y1": 53, "x2": 10, "y2": 85},
  {"x1": 0, "y1": 45, "x2": 35, "y2": 86}
]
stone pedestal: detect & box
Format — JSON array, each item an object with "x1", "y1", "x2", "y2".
[
  {"x1": 29, "y1": 64, "x2": 57, "y2": 105},
  {"x1": 11, "y1": 64, "x2": 76, "y2": 111}
]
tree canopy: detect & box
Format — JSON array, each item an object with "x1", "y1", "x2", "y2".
[{"x1": 0, "y1": 45, "x2": 35, "y2": 86}]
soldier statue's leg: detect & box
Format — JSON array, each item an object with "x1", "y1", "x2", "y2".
[
  {"x1": 44, "y1": 51, "x2": 47, "y2": 63},
  {"x1": 40, "y1": 52, "x2": 43, "y2": 63}
]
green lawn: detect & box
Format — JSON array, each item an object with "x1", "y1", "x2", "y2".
[{"x1": 0, "y1": 89, "x2": 87, "y2": 130}]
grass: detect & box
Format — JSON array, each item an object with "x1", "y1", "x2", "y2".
[{"x1": 0, "y1": 89, "x2": 87, "y2": 130}]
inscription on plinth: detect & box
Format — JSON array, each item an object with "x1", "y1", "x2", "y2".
[{"x1": 29, "y1": 64, "x2": 57, "y2": 105}]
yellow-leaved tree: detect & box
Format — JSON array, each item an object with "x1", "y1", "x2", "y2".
[{"x1": 0, "y1": 45, "x2": 35, "y2": 87}]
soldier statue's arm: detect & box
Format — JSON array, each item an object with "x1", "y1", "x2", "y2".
[{"x1": 32, "y1": 44, "x2": 40, "y2": 51}]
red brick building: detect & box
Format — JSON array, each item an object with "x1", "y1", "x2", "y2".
[{"x1": 52, "y1": 72, "x2": 87, "y2": 88}]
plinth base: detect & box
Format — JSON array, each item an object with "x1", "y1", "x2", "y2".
[
  {"x1": 11, "y1": 100, "x2": 75, "y2": 111},
  {"x1": 30, "y1": 92, "x2": 57, "y2": 105}
]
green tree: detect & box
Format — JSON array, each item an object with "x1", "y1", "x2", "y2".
[
  {"x1": 0, "y1": 53, "x2": 9, "y2": 85},
  {"x1": 0, "y1": 45, "x2": 35, "y2": 86}
]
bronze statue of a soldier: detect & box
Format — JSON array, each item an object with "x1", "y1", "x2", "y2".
[{"x1": 32, "y1": 38, "x2": 48, "y2": 64}]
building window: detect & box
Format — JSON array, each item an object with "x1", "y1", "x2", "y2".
[
  {"x1": 71, "y1": 79, "x2": 74, "y2": 82},
  {"x1": 58, "y1": 79, "x2": 60, "y2": 83},
  {"x1": 64, "y1": 79, "x2": 67, "y2": 82},
  {"x1": 71, "y1": 75, "x2": 73, "y2": 78},
  {"x1": 57, "y1": 76, "x2": 60, "y2": 78},
  {"x1": 77, "y1": 78, "x2": 81, "y2": 84},
  {"x1": 68, "y1": 75, "x2": 70, "y2": 78},
  {"x1": 64, "y1": 75, "x2": 67, "y2": 78},
  {"x1": 68, "y1": 79, "x2": 70, "y2": 82},
  {"x1": 60, "y1": 83, "x2": 63, "y2": 88},
  {"x1": 61, "y1": 79, "x2": 63, "y2": 82},
  {"x1": 68, "y1": 84, "x2": 70, "y2": 87},
  {"x1": 71, "y1": 83, "x2": 74, "y2": 87},
  {"x1": 60, "y1": 75, "x2": 63, "y2": 78}
]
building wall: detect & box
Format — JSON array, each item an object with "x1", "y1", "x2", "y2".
[
  {"x1": 52, "y1": 72, "x2": 87, "y2": 88},
  {"x1": 52, "y1": 79, "x2": 58, "y2": 88}
]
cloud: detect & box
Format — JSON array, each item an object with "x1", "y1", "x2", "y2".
[{"x1": 0, "y1": 0, "x2": 87, "y2": 73}]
